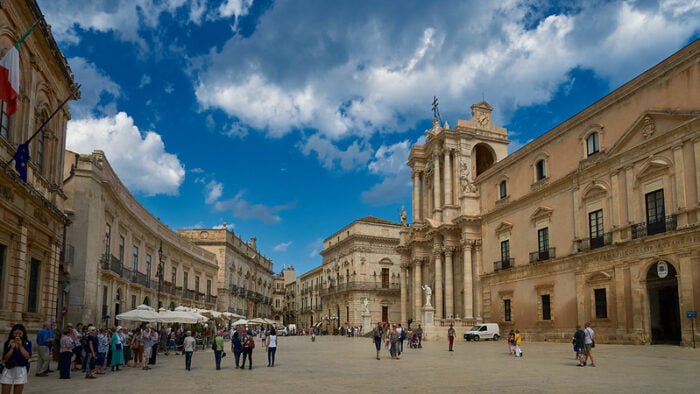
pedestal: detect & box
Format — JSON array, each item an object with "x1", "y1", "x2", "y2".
[
  {"x1": 362, "y1": 313, "x2": 371, "y2": 329},
  {"x1": 422, "y1": 306, "x2": 435, "y2": 325}
]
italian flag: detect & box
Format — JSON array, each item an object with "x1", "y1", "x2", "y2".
[{"x1": 0, "y1": 46, "x2": 19, "y2": 116}]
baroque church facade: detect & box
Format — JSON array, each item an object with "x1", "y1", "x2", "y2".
[{"x1": 398, "y1": 39, "x2": 700, "y2": 345}]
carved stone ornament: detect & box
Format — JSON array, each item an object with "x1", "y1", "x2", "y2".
[
  {"x1": 425, "y1": 159, "x2": 434, "y2": 176},
  {"x1": 642, "y1": 116, "x2": 656, "y2": 139},
  {"x1": 460, "y1": 159, "x2": 477, "y2": 193}
]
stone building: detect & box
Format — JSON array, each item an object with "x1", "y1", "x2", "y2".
[
  {"x1": 321, "y1": 216, "x2": 403, "y2": 332},
  {"x1": 295, "y1": 265, "x2": 323, "y2": 331},
  {"x1": 0, "y1": 0, "x2": 78, "y2": 336},
  {"x1": 283, "y1": 279, "x2": 298, "y2": 328},
  {"x1": 63, "y1": 150, "x2": 219, "y2": 327},
  {"x1": 272, "y1": 266, "x2": 294, "y2": 324},
  {"x1": 179, "y1": 229, "x2": 274, "y2": 319},
  {"x1": 398, "y1": 39, "x2": 700, "y2": 345}
]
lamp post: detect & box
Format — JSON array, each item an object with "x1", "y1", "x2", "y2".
[{"x1": 157, "y1": 241, "x2": 164, "y2": 311}]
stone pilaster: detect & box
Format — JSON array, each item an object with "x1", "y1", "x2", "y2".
[
  {"x1": 444, "y1": 148, "x2": 452, "y2": 206},
  {"x1": 462, "y1": 240, "x2": 474, "y2": 319},
  {"x1": 444, "y1": 246, "x2": 454, "y2": 318},
  {"x1": 434, "y1": 245, "x2": 443, "y2": 319}
]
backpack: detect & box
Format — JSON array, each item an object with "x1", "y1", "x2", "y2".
[
  {"x1": 247, "y1": 336, "x2": 255, "y2": 349},
  {"x1": 399, "y1": 329, "x2": 406, "y2": 341}
]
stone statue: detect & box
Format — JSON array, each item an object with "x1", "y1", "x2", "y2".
[
  {"x1": 422, "y1": 285, "x2": 432, "y2": 307},
  {"x1": 460, "y1": 158, "x2": 477, "y2": 193},
  {"x1": 362, "y1": 298, "x2": 369, "y2": 314},
  {"x1": 400, "y1": 205, "x2": 407, "y2": 226}
]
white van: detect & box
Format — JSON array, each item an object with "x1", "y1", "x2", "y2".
[
  {"x1": 287, "y1": 324, "x2": 297, "y2": 335},
  {"x1": 463, "y1": 323, "x2": 500, "y2": 341}
]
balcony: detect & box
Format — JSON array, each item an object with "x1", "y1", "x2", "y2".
[
  {"x1": 493, "y1": 258, "x2": 514, "y2": 271},
  {"x1": 529, "y1": 248, "x2": 556, "y2": 263},
  {"x1": 100, "y1": 254, "x2": 123, "y2": 276},
  {"x1": 183, "y1": 289, "x2": 194, "y2": 300},
  {"x1": 576, "y1": 232, "x2": 612, "y2": 252},
  {"x1": 319, "y1": 281, "x2": 400, "y2": 295},
  {"x1": 631, "y1": 215, "x2": 677, "y2": 239}
]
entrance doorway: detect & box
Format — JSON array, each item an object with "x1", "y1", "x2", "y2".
[
  {"x1": 646, "y1": 261, "x2": 681, "y2": 344},
  {"x1": 381, "y1": 305, "x2": 388, "y2": 322}
]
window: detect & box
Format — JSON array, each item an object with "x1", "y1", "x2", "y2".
[
  {"x1": 535, "y1": 159, "x2": 546, "y2": 181},
  {"x1": 195, "y1": 276, "x2": 200, "y2": 293},
  {"x1": 0, "y1": 244, "x2": 5, "y2": 305},
  {"x1": 538, "y1": 227, "x2": 549, "y2": 259},
  {"x1": 105, "y1": 224, "x2": 111, "y2": 255},
  {"x1": 645, "y1": 189, "x2": 665, "y2": 235},
  {"x1": 131, "y1": 294, "x2": 136, "y2": 310},
  {"x1": 35, "y1": 130, "x2": 44, "y2": 175},
  {"x1": 146, "y1": 254, "x2": 152, "y2": 283},
  {"x1": 118, "y1": 236, "x2": 125, "y2": 262},
  {"x1": 206, "y1": 280, "x2": 211, "y2": 297},
  {"x1": 594, "y1": 288, "x2": 607, "y2": 319},
  {"x1": 183, "y1": 271, "x2": 189, "y2": 290},
  {"x1": 589, "y1": 210, "x2": 604, "y2": 249},
  {"x1": 132, "y1": 246, "x2": 139, "y2": 272},
  {"x1": 28, "y1": 258, "x2": 41, "y2": 313},
  {"x1": 499, "y1": 180, "x2": 507, "y2": 199},
  {"x1": 586, "y1": 132, "x2": 599, "y2": 156},
  {"x1": 541, "y1": 294, "x2": 551, "y2": 320},
  {"x1": 275, "y1": 299, "x2": 280, "y2": 308},
  {"x1": 504, "y1": 299, "x2": 511, "y2": 322},
  {"x1": 171, "y1": 267, "x2": 177, "y2": 286},
  {"x1": 0, "y1": 101, "x2": 9, "y2": 140},
  {"x1": 500, "y1": 240, "x2": 510, "y2": 262}
]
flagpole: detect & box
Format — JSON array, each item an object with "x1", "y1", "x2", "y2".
[
  {"x1": 6, "y1": 83, "x2": 81, "y2": 166},
  {"x1": 14, "y1": 22, "x2": 37, "y2": 49}
]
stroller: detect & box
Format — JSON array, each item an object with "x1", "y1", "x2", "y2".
[{"x1": 409, "y1": 333, "x2": 419, "y2": 349}]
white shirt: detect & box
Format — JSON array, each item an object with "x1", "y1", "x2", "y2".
[{"x1": 268, "y1": 335, "x2": 277, "y2": 348}]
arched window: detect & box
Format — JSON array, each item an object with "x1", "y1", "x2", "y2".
[
  {"x1": 535, "y1": 159, "x2": 546, "y2": 181},
  {"x1": 586, "y1": 132, "x2": 599, "y2": 156}
]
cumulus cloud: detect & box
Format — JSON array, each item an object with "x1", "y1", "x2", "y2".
[
  {"x1": 66, "y1": 112, "x2": 186, "y2": 196},
  {"x1": 67, "y1": 57, "x2": 121, "y2": 118},
  {"x1": 204, "y1": 180, "x2": 223, "y2": 204},
  {"x1": 362, "y1": 140, "x2": 412, "y2": 206}
]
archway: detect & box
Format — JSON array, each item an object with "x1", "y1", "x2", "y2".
[
  {"x1": 473, "y1": 143, "x2": 496, "y2": 176},
  {"x1": 646, "y1": 261, "x2": 681, "y2": 344}
]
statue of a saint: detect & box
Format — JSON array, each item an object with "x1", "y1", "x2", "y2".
[
  {"x1": 362, "y1": 298, "x2": 369, "y2": 314},
  {"x1": 422, "y1": 285, "x2": 432, "y2": 307},
  {"x1": 400, "y1": 205, "x2": 407, "y2": 226}
]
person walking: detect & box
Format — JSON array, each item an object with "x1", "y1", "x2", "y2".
[
  {"x1": 35, "y1": 320, "x2": 53, "y2": 377},
  {"x1": 1, "y1": 324, "x2": 32, "y2": 394},
  {"x1": 58, "y1": 327, "x2": 74, "y2": 379},
  {"x1": 109, "y1": 326, "x2": 124, "y2": 371},
  {"x1": 415, "y1": 324, "x2": 423, "y2": 348},
  {"x1": 447, "y1": 324, "x2": 455, "y2": 351},
  {"x1": 213, "y1": 330, "x2": 224, "y2": 370},
  {"x1": 231, "y1": 331, "x2": 242, "y2": 369},
  {"x1": 141, "y1": 325, "x2": 154, "y2": 370},
  {"x1": 266, "y1": 328, "x2": 277, "y2": 367},
  {"x1": 96, "y1": 328, "x2": 109, "y2": 374},
  {"x1": 507, "y1": 330, "x2": 515, "y2": 355},
  {"x1": 397, "y1": 324, "x2": 405, "y2": 356},
  {"x1": 183, "y1": 331, "x2": 196, "y2": 371},
  {"x1": 514, "y1": 330, "x2": 523, "y2": 357},
  {"x1": 84, "y1": 326, "x2": 98, "y2": 379},
  {"x1": 583, "y1": 322, "x2": 595, "y2": 367},
  {"x1": 372, "y1": 322, "x2": 383, "y2": 360},
  {"x1": 130, "y1": 329, "x2": 143, "y2": 368},
  {"x1": 240, "y1": 330, "x2": 254, "y2": 370},
  {"x1": 573, "y1": 325, "x2": 586, "y2": 366},
  {"x1": 387, "y1": 325, "x2": 399, "y2": 360}
]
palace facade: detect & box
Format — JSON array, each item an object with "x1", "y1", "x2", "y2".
[
  {"x1": 63, "y1": 150, "x2": 219, "y2": 327},
  {"x1": 0, "y1": 0, "x2": 78, "y2": 336},
  {"x1": 398, "y1": 39, "x2": 700, "y2": 345},
  {"x1": 179, "y1": 229, "x2": 274, "y2": 319}
]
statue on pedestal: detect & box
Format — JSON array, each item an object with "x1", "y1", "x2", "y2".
[
  {"x1": 400, "y1": 205, "x2": 407, "y2": 226},
  {"x1": 362, "y1": 298, "x2": 370, "y2": 314},
  {"x1": 422, "y1": 285, "x2": 432, "y2": 307}
]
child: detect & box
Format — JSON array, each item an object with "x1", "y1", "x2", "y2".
[
  {"x1": 514, "y1": 330, "x2": 523, "y2": 357},
  {"x1": 507, "y1": 330, "x2": 515, "y2": 355}
]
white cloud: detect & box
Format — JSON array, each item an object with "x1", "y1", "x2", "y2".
[
  {"x1": 212, "y1": 191, "x2": 291, "y2": 224},
  {"x1": 139, "y1": 74, "x2": 152, "y2": 89},
  {"x1": 362, "y1": 140, "x2": 413, "y2": 206},
  {"x1": 66, "y1": 112, "x2": 186, "y2": 196},
  {"x1": 297, "y1": 134, "x2": 373, "y2": 171},
  {"x1": 204, "y1": 180, "x2": 223, "y2": 204},
  {"x1": 273, "y1": 241, "x2": 292, "y2": 252},
  {"x1": 67, "y1": 57, "x2": 121, "y2": 118}
]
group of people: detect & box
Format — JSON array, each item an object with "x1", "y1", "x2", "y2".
[
  {"x1": 572, "y1": 322, "x2": 596, "y2": 367},
  {"x1": 371, "y1": 322, "x2": 421, "y2": 360},
  {"x1": 506, "y1": 330, "x2": 524, "y2": 357}
]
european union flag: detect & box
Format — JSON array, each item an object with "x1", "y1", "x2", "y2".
[{"x1": 13, "y1": 142, "x2": 30, "y2": 182}]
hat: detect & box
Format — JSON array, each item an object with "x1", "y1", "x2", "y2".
[
  {"x1": 66, "y1": 323, "x2": 73, "y2": 327},
  {"x1": 116, "y1": 326, "x2": 123, "y2": 331},
  {"x1": 88, "y1": 326, "x2": 96, "y2": 332}
]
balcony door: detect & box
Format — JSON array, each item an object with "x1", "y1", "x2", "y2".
[{"x1": 645, "y1": 189, "x2": 665, "y2": 235}]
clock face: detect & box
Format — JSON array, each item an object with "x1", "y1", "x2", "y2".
[{"x1": 477, "y1": 112, "x2": 489, "y2": 126}]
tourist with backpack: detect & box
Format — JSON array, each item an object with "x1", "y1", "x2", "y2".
[{"x1": 240, "y1": 329, "x2": 254, "y2": 370}]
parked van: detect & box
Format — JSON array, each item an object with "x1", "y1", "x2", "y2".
[
  {"x1": 287, "y1": 324, "x2": 297, "y2": 335},
  {"x1": 463, "y1": 323, "x2": 500, "y2": 341}
]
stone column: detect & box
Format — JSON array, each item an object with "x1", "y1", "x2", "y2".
[
  {"x1": 444, "y1": 246, "x2": 454, "y2": 318},
  {"x1": 414, "y1": 259, "x2": 422, "y2": 322},
  {"x1": 400, "y1": 263, "x2": 408, "y2": 324},
  {"x1": 433, "y1": 151, "x2": 441, "y2": 218},
  {"x1": 462, "y1": 241, "x2": 474, "y2": 319},
  {"x1": 474, "y1": 242, "x2": 483, "y2": 320},
  {"x1": 694, "y1": 139, "x2": 700, "y2": 204},
  {"x1": 444, "y1": 148, "x2": 452, "y2": 206},
  {"x1": 673, "y1": 145, "x2": 686, "y2": 211},
  {"x1": 412, "y1": 171, "x2": 420, "y2": 221},
  {"x1": 421, "y1": 172, "x2": 429, "y2": 221},
  {"x1": 434, "y1": 246, "x2": 443, "y2": 320}
]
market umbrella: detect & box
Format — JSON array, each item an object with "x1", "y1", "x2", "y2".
[
  {"x1": 247, "y1": 318, "x2": 267, "y2": 325},
  {"x1": 232, "y1": 319, "x2": 248, "y2": 326},
  {"x1": 116, "y1": 304, "x2": 160, "y2": 322},
  {"x1": 158, "y1": 310, "x2": 201, "y2": 324}
]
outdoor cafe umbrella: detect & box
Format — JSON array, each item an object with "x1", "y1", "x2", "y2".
[
  {"x1": 231, "y1": 319, "x2": 248, "y2": 326},
  {"x1": 158, "y1": 309, "x2": 202, "y2": 324},
  {"x1": 116, "y1": 304, "x2": 160, "y2": 322}
]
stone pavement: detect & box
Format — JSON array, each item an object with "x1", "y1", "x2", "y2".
[{"x1": 23, "y1": 335, "x2": 700, "y2": 393}]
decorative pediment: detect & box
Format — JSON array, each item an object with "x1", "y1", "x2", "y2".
[
  {"x1": 607, "y1": 111, "x2": 696, "y2": 157},
  {"x1": 582, "y1": 182, "x2": 609, "y2": 200},
  {"x1": 637, "y1": 155, "x2": 672, "y2": 179},
  {"x1": 495, "y1": 221, "x2": 513, "y2": 235},
  {"x1": 586, "y1": 271, "x2": 612, "y2": 283},
  {"x1": 530, "y1": 206, "x2": 553, "y2": 222}
]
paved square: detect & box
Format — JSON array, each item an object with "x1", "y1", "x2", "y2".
[{"x1": 23, "y1": 335, "x2": 700, "y2": 393}]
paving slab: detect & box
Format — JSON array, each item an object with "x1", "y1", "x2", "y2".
[{"x1": 22, "y1": 335, "x2": 700, "y2": 393}]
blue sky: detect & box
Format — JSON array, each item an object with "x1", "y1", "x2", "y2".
[{"x1": 38, "y1": 0, "x2": 699, "y2": 275}]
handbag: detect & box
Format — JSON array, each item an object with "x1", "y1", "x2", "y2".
[
  {"x1": 211, "y1": 342, "x2": 217, "y2": 351},
  {"x1": 115, "y1": 342, "x2": 122, "y2": 351},
  {"x1": 591, "y1": 340, "x2": 595, "y2": 348}
]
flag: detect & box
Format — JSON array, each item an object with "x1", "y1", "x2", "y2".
[
  {"x1": 0, "y1": 46, "x2": 19, "y2": 116},
  {"x1": 13, "y1": 142, "x2": 30, "y2": 182}
]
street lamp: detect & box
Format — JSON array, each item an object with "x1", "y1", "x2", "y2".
[{"x1": 157, "y1": 241, "x2": 164, "y2": 311}]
